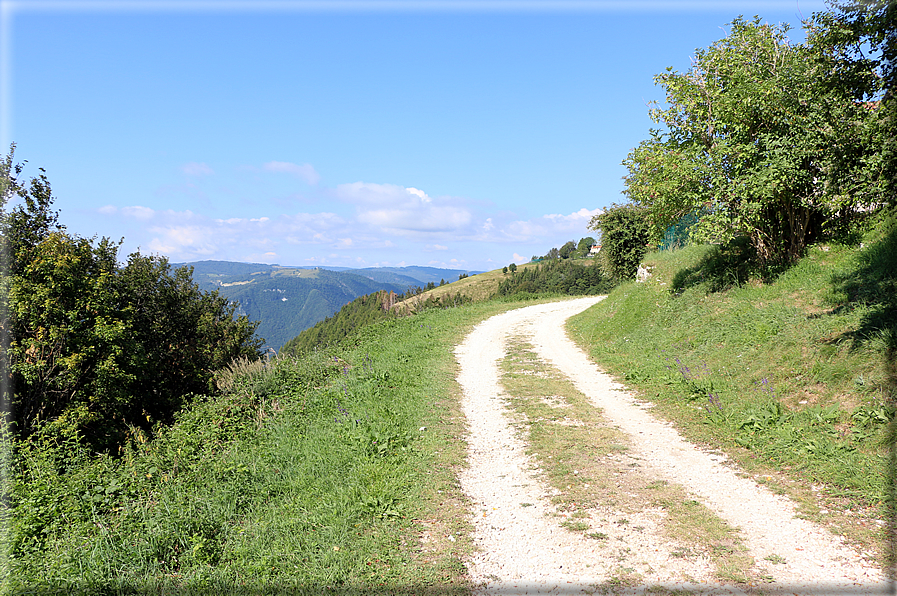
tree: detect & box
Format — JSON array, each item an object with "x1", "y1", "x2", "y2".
[
  {"x1": 576, "y1": 236, "x2": 597, "y2": 258},
  {"x1": 622, "y1": 16, "x2": 885, "y2": 264},
  {"x1": 1, "y1": 144, "x2": 63, "y2": 276},
  {"x1": 813, "y1": 0, "x2": 896, "y2": 204},
  {"x1": 509, "y1": 263, "x2": 517, "y2": 273},
  {"x1": 558, "y1": 240, "x2": 577, "y2": 259},
  {"x1": 588, "y1": 203, "x2": 650, "y2": 280},
  {"x1": 496, "y1": 258, "x2": 613, "y2": 297}
]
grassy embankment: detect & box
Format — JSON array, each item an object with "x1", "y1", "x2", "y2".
[
  {"x1": 3, "y1": 299, "x2": 528, "y2": 595},
  {"x1": 568, "y1": 212, "x2": 896, "y2": 563}
]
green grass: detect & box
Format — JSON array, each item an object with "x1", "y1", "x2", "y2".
[
  {"x1": 2, "y1": 299, "x2": 525, "y2": 595},
  {"x1": 567, "y1": 213, "x2": 897, "y2": 562}
]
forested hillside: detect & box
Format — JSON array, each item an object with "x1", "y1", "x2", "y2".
[
  {"x1": 203, "y1": 268, "x2": 407, "y2": 352},
  {"x1": 182, "y1": 261, "x2": 475, "y2": 352}
]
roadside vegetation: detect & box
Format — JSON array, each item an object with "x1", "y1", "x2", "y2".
[
  {"x1": 3, "y1": 298, "x2": 533, "y2": 594},
  {"x1": 568, "y1": 207, "x2": 897, "y2": 561}
]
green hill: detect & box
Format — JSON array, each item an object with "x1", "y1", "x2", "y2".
[
  {"x1": 193, "y1": 266, "x2": 406, "y2": 351},
  {"x1": 178, "y1": 261, "x2": 477, "y2": 351}
]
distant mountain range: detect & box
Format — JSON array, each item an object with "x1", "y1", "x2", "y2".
[{"x1": 176, "y1": 261, "x2": 480, "y2": 352}]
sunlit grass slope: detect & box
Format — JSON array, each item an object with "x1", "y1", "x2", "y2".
[
  {"x1": 394, "y1": 259, "x2": 601, "y2": 313},
  {"x1": 394, "y1": 264, "x2": 535, "y2": 311},
  {"x1": 4, "y1": 299, "x2": 525, "y2": 595},
  {"x1": 568, "y1": 211, "x2": 897, "y2": 560}
]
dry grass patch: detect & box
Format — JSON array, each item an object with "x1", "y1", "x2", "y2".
[
  {"x1": 407, "y1": 388, "x2": 473, "y2": 587},
  {"x1": 393, "y1": 263, "x2": 547, "y2": 313}
]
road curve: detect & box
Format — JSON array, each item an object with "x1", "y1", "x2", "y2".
[{"x1": 455, "y1": 297, "x2": 887, "y2": 595}]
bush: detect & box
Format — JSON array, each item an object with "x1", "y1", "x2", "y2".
[
  {"x1": 2, "y1": 150, "x2": 262, "y2": 450},
  {"x1": 496, "y1": 258, "x2": 613, "y2": 297}
]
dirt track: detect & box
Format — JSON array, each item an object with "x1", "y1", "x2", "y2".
[{"x1": 454, "y1": 297, "x2": 887, "y2": 595}]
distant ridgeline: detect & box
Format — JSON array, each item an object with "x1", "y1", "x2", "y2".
[{"x1": 180, "y1": 261, "x2": 478, "y2": 352}]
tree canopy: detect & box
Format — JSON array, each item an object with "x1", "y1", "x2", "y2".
[
  {"x1": 622, "y1": 15, "x2": 886, "y2": 264},
  {"x1": 2, "y1": 147, "x2": 263, "y2": 449}
]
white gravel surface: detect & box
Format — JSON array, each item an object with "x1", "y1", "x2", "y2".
[{"x1": 455, "y1": 297, "x2": 890, "y2": 595}]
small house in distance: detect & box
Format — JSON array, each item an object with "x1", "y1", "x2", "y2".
[{"x1": 589, "y1": 244, "x2": 602, "y2": 255}]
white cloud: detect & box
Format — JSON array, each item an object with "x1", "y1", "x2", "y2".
[
  {"x1": 334, "y1": 182, "x2": 473, "y2": 236},
  {"x1": 359, "y1": 206, "x2": 470, "y2": 232},
  {"x1": 242, "y1": 251, "x2": 280, "y2": 264},
  {"x1": 182, "y1": 162, "x2": 214, "y2": 176},
  {"x1": 214, "y1": 216, "x2": 272, "y2": 225},
  {"x1": 127, "y1": 208, "x2": 345, "y2": 261},
  {"x1": 406, "y1": 187, "x2": 431, "y2": 202},
  {"x1": 124, "y1": 206, "x2": 155, "y2": 220},
  {"x1": 500, "y1": 207, "x2": 602, "y2": 242},
  {"x1": 91, "y1": 178, "x2": 603, "y2": 270},
  {"x1": 148, "y1": 225, "x2": 216, "y2": 257},
  {"x1": 98, "y1": 205, "x2": 156, "y2": 220},
  {"x1": 543, "y1": 207, "x2": 602, "y2": 224},
  {"x1": 263, "y1": 161, "x2": 320, "y2": 185},
  {"x1": 333, "y1": 182, "x2": 409, "y2": 205}
]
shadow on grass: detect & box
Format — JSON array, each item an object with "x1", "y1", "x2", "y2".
[
  {"x1": 825, "y1": 222, "x2": 897, "y2": 354},
  {"x1": 824, "y1": 218, "x2": 897, "y2": 581},
  {"x1": 670, "y1": 237, "x2": 791, "y2": 295}
]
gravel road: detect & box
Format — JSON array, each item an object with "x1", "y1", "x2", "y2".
[{"x1": 455, "y1": 297, "x2": 889, "y2": 595}]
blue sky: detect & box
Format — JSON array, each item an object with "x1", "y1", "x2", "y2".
[{"x1": 2, "y1": 0, "x2": 826, "y2": 271}]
